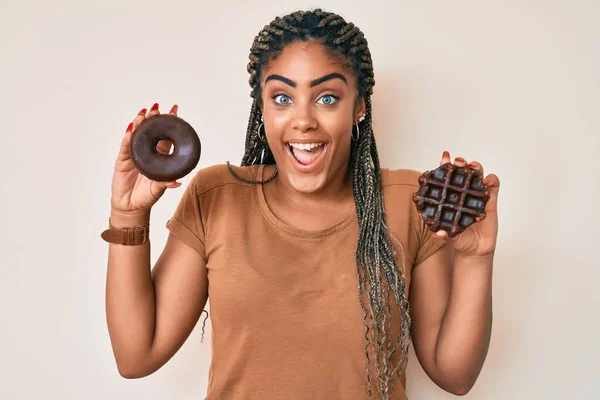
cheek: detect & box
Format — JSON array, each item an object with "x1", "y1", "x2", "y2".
[
  {"x1": 264, "y1": 114, "x2": 289, "y2": 143},
  {"x1": 321, "y1": 109, "x2": 354, "y2": 143},
  {"x1": 263, "y1": 117, "x2": 289, "y2": 154}
]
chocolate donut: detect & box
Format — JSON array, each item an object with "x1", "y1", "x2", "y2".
[{"x1": 129, "y1": 114, "x2": 201, "y2": 182}]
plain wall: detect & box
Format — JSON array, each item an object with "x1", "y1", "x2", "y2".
[{"x1": 1, "y1": 0, "x2": 598, "y2": 398}]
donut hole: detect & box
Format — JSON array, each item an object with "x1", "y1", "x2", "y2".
[{"x1": 156, "y1": 139, "x2": 174, "y2": 155}]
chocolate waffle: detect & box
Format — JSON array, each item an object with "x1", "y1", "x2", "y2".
[{"x1": 412, "y1": 163, "x2": 490, "y2": 237}]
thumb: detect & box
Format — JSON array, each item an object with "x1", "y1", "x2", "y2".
[
  {"x1": 150, "y1": 180, "x2": 182, "y2": 201},
  {"x1": 483, "y1": 174, "x2": 500, "y2": 213}
]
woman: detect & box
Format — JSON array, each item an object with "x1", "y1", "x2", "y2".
[{"x1": 104, "y1": 9, "x2": 500, "y2": 400}]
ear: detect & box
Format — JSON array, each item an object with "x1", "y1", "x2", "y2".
[{"x1": 354, "y1": 97, "x2": 366, "y2": 123}]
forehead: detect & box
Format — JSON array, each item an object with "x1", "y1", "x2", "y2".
[{"x1": 262, "y1": 41, "x2": 355, "y2": 86}]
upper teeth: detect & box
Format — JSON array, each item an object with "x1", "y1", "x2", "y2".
[{"x1": 289, "y1": 143, "x2": 324, "y2": 151}]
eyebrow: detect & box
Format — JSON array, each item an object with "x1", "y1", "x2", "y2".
[{"x1": 264, "y1": 72, "x2": 348, "y2": 88}]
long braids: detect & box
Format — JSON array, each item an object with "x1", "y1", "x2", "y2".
[{"x1": 228, "y1": 9, "x2": 412, "y2": 399}]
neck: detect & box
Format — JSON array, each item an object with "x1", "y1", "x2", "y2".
[{"x1": 268, "y1": 164, "x2": 354, "y2": 211}]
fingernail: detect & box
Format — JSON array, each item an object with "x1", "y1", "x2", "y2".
[
  {"x1": 443, "y1": 151, "x2": 450, "y2": 157},
  {"x1": 150, "y1": 103, "x2": 159, "y2": 111},
  {"x1": 468, "y1": 162, "x2": 477, "y2": 168},
  {"x1": 126, "y1": 122, "x2": 133, "y2": 131},
  {"x1": 139, "y1": 108, "x2": 147, "y2": 115}
]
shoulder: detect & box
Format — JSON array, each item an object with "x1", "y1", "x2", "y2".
[
  {"x1": 379, "y1": 167, "x2": 447, "y2": 267},
  {"x1": 379, "y1": 167, "x2": 423, "y2": 222},
  {"x1": 380, "y1": 168, "x2": 423, "y2": 192},
  {"x1": 379, "y1": 167, "x2": 424, "y2": 236},
  {"x1": 188, "y1": 163, "x2": 260, "y2": 195}
]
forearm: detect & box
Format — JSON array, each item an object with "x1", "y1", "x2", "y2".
[
  {"x1": 105, "y1": 208, "x2": 156, "y2": 376},
  {"x1": 434, "y1": 252, "x2": 494, "y2": 390}
]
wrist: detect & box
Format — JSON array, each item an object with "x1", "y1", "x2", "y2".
[
  {"x1": 454, "y1": 250, "x2": 495, "y2": 267},
  {"x1": 109, "y1": 208, "x2": 151, "y2": 228}
]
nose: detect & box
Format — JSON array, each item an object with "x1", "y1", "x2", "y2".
[{"x1": 291, "y1": 103, "x2": 318, "y2": 133}]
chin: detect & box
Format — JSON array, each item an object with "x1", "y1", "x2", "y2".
[
  {"x1": 287, "y1": 173, "x2": 328, "y2": 194},
  {"x1": 277, "y1": 139, "x2": 333, "y2": 193}
]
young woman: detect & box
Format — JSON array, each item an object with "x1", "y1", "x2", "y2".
[{"x1": 104, "y1": 9, "x2": 500, "y2": 400}]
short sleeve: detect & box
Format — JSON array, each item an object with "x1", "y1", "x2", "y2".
[
  {"x1": 381, "y1": 168, "x2": 448, "y2": 269},
  {"x1": 165, "y1": 175, "x2": 207, "y2": 261},
  {"x1": 413, "y1": 207, "x2": 447, "y2": 266}
]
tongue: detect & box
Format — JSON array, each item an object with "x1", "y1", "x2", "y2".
[{"x1": 292, "y1": 146, "x2": 324, "y2": 165}]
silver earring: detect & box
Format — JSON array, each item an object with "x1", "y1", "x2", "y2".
[
  {"x1": 257, "y1": 117, "x2": 266, "y2": 142},
  {"x1": 352, "y1": 122, "x2": 360, "y2": 141}
]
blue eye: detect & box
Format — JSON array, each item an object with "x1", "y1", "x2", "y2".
[
  {"x1": 273, "y1": 94, "x2": 292, "y2": 105},
  {"x1": 317, "y1": 95, "x2": 338, "y2": 105}
]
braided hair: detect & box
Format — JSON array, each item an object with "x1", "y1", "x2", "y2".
[{"x1": 228, "y1": 9, "x2": 411, "y2": 399}]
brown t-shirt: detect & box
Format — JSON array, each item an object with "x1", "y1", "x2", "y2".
[{"x1": 165, "y1": 164, "x2": 446, "y2": 400}]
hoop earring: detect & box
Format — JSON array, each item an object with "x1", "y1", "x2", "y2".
[
  {"x1": 352, "y1": 122, "x2": 360, "y2": 141},
  {"x1": 257, "y1": 122, "x2": 266, "y2": 142}
]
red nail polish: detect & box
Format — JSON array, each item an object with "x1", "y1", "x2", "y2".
[
  {"x1": 126, "y1": 122, "x2": 133, "y2": 131},
  {"x1": 150, "y1": 103, "x2": 159, "y2": 111},
  {"x1": 443, "y1": 151, "x2": 450, "y2": 157},
  {"x1": 139, "y1": 108, "x2": 147, "y2": 114}
]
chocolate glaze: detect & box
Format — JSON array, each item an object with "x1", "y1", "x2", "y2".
[
  {"x1": 129, "y1": 114, "x2": 201, "y2": 182},
  {"x1": 412, "y1": 163, "x2": 490, "y2": 237}
]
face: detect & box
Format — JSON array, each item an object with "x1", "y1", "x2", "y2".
[{"x1": 260, "y1": 41, "x2": 366, "y2": 194}]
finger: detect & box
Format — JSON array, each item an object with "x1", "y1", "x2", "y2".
[
  {"x1": 163, "y1": 180, "x2": 182, "y2": 188},
  {"x1": 433, "y1": 230, "x2": 449, "y2": 240},
  {"x1": 147, "y1": 102, "x2": 160, "y2": 118},
  {"x1": 432, "y1": 229, "x2": 463, "y2": 248},
  {"x1": 156, "y1": 139, "x2": 173, "y2": 155},
  {"x1": 483, "y1": 173, "x2": 500, "y2": 189},
  {"x1": 119, "y1": 108, "x2": 147, "y2": 162},
  {"x1": 440, "y1": 150, "x2": 451, "y2": 166},
  {"x1": 169, "y1": 104, "x2": 178, "y2": 116},
  {"x1": 132, "y1": 107, "x2": 148, "y2": 131},
  {"x1": 467, "y1": 160, "x2": 484, "y2": 177},
  {"x1": 150, "y1": 180, "x2": 182, "y2": 200},
  {"x1": 117, "y1": 123, "x2": 134, "y2": 161},
  {"x1": 482, "y1": 173, "x2": 500, "y2": 212},
  {"x1": 454, "y1": 156, "x2": 467, "y2": 167}
]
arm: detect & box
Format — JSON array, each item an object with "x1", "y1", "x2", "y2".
[
  {"x1": 105, "y1": 209, "x2": 209, "y2": 378},
  {"x1": 409, "y1": 244, "x2": 493, "y2": 395},
  {"x1": 409, "y1": 152, "x2": 499, "y2": 395}
]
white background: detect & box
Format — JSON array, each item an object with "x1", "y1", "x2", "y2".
[{"x1": 1, "y1": 0, "x2": 598, "y2": 399}]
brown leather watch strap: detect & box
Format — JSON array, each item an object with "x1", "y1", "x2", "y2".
[{"x1": 101, "y1": 218, "x2": 149, "y2": 245}]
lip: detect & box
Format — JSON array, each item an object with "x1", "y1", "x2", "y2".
[
  {"x1": 285, "y1": 139, "x2": 327, "y2": 144},
  {"x1": 285, "y1": 142, "x2": 329, "y2": 173}
]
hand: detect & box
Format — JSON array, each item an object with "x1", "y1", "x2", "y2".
[
  {"x1": 110, "y1": 103, "x2": 181, "y2": 217},
  {"x1": 432, "y1": 151, "x2": 500, "y2": 257}
]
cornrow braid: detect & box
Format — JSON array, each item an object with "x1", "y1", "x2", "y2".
[{"x1": 229, "y1": 9, "x2": 411, "y2": 399}]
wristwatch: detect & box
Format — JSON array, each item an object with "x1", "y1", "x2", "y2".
[{"x1": 101, "y1": 218, "x2": 149, "y2": 245}]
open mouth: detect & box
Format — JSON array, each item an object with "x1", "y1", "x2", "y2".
[{"x1": 285, "y1": 141, "x2": 328, "y2": 170}]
